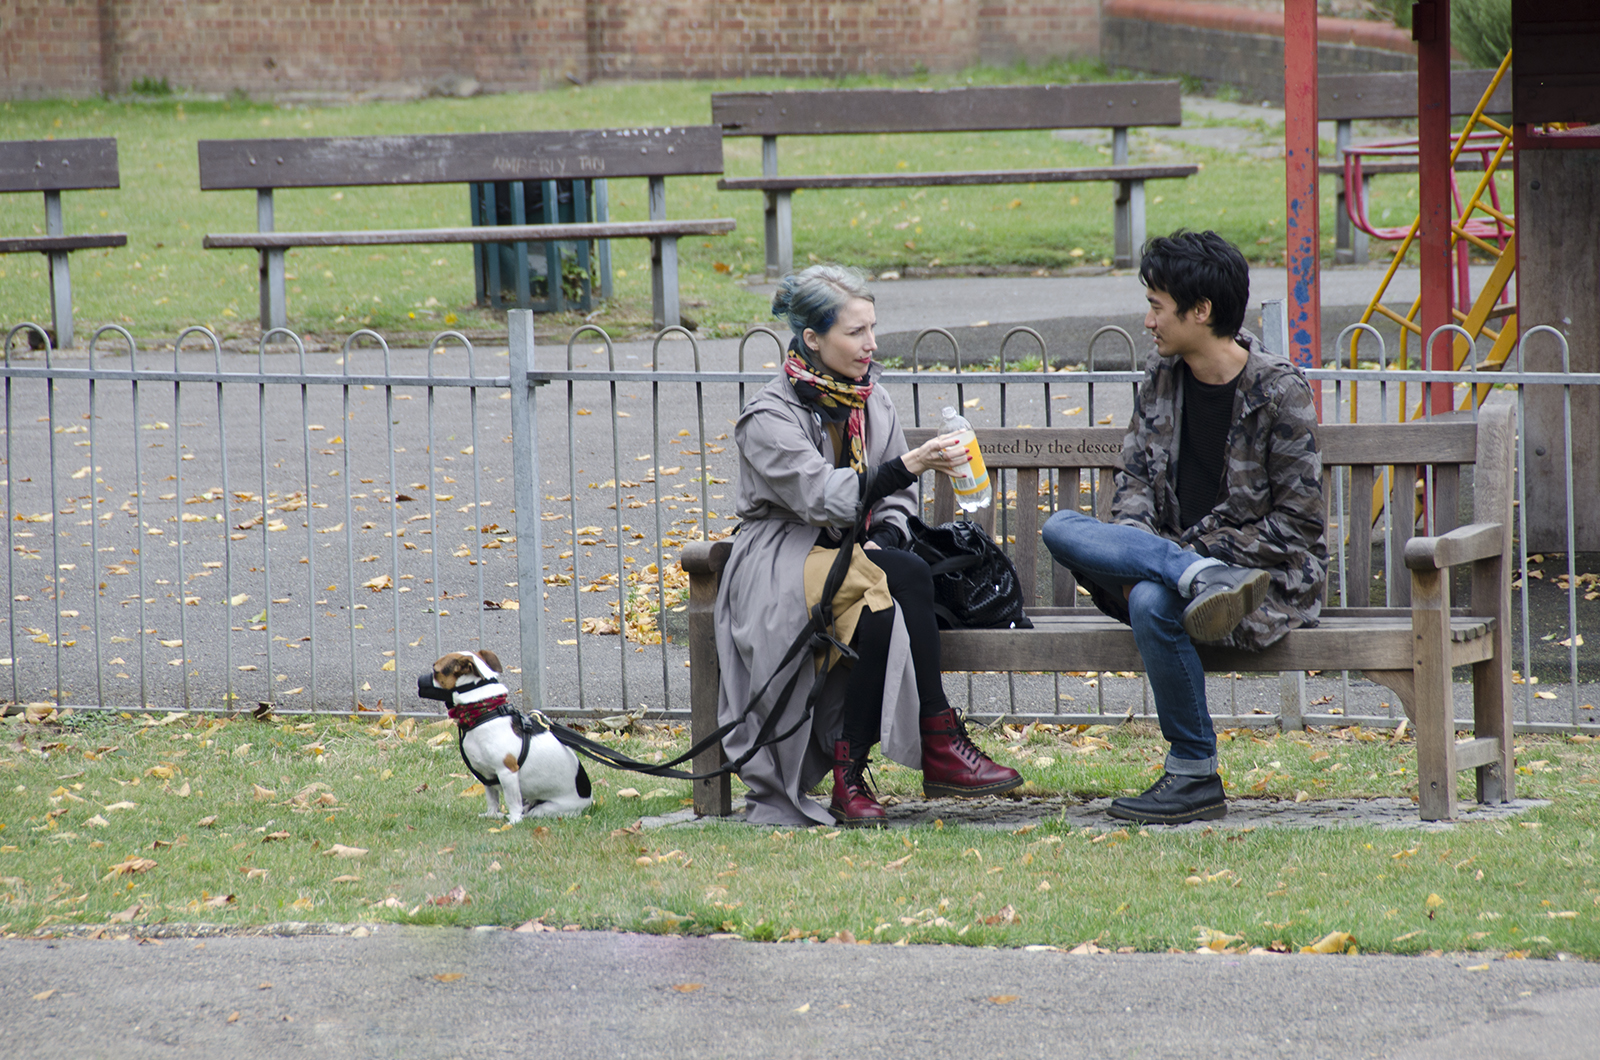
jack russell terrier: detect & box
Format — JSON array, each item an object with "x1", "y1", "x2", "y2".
[{"x1": 417, "y1": 649, "x2": 593, "y2": 821}]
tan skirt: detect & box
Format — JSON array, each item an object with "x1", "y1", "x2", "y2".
[{"x1": 801, "y1": 544, "x2": 893, "y2": 668}]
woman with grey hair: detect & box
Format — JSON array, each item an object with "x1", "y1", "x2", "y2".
[{"x1": 713, "y1": 264, "x2": 1023, "y2": 826}]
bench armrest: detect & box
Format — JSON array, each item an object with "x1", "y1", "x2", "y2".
[
  {"x1": 1403, "y1": 522, "x2": 1504, "y2": 571},
  {"x1": 682, "y1": 539, "x2": 733, "y2": 576}
]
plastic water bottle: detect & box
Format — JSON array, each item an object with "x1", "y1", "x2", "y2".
[{"x1": 940, "y1": 406, "x2": 991, "y2": 511}]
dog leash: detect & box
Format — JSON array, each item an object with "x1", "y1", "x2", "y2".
[{"x1": 539, "y1": 468, "x2": 882, "y2": 783}]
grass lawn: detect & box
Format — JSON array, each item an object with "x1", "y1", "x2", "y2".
[
  {"x1": 5, "y1": 707, "x2": 1598, "y2": 958},
  {"x1": 0, "y1": 61, "x2": 1456, "y2": 346}
]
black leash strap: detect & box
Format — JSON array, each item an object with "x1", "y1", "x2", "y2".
[{"x1": 546, "y1": 469, "x2": 881, "y2": 782}]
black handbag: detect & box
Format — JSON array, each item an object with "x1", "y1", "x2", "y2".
[{"x1": 905, "y1": 516, "x2": 1034, "y2": 630}]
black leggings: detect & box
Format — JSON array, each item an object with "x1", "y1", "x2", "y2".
[{"x1": 838, "y1": 546, "x2": 950, "y2": 756}]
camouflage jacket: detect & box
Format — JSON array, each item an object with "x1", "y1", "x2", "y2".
[{"x1": 1104, "y1": 338, "x2": 1327, "y2": 650}]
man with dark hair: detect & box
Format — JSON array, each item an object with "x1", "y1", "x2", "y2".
[{"x1": 1042, "y1": 229, "x2": 1326, "y2": 824}]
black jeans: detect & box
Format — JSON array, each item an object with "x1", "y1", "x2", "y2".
[{"x1": 838, "y1": 546, "x2": 949, "y2": 756}]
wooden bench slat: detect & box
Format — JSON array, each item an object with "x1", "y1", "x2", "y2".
[
  {"x1": 197, "y1": 127, "x2": 725, "y2": 190},
  {"x1": 202, "y1": 219, "x2": 736, "y2": 250},
  {"x1": 0, "y1": 138, "x2": 120, "y2": 193},
  {"x1": 713, "y1": 83, "x2": 1185, "y2": 136},
  {"x1": 718, "y1": 164, "x2": 1198, "y2": 192},
  {"x1": 939, "y1": 613, "x2": 1496, "y2": 674},
  {"x1": 1318, "y1": 70, "x2": 1511, "y2": 122},
  {"x1": 0, "y1": 234, "x2": 128, "y2": 254},
  {"x1": 905, "y1": 422, "x2": 1479, "y2": 470}
]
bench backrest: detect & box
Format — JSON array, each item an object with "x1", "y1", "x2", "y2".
[
  {"x1": 1319, "y1": 69, "x2": 1510, "y2": 122},
  {"x1": 0, "y1": 138, "x2": 120, "y2": 194},
  {"x1": 712, "y1": 82, "x2": 1183, "y2": 137},
  {"x1": 197, "y1": 126, "x2": 724, "y2": 191},
  {"x1": 904, "y1": 418, "x2": 1484, "y2": 610}
]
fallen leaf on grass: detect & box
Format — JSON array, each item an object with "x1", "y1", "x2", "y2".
[
  {"x1": 239, "y1": 867, "x2": 268, "y2": 880},
  {"x1": 107, "y1": 902, "x2": 144, "y2": 924},
  {"x1": 262, "y1": 831, "x2": 290, "y2": 842},
  {"x1": 1195, "y1": 927, "x2": 1244, "y2": 952},
  {"x1": 982, "y1": 905, "x2": 1020, "y2": 926},
  {"x1": 189, "y1": 893, "x2": 236, "y2": 910},
  {"x1": 514, "y1": 919, "x2": 558, "y2": 933},
  {"x1": 426, "y1": 886, "x2": 471, "y2": 907},
  {"x1": 1301, "y1": 931, "x2": 1354, "y2": 954},
  {"x1": 103, "y1": 856, "x2": 157, "y2": 879},
  {"x1": 252, "y1": 784, "x2": 277, "y2": 801},
  {"x1": 322, "y1": 844, "x2": 368, "y2": 858},
  {"x1": 104, "y1": 801, "x2": 137, "y2": 812},
  {"x1": 883, "y1": 853, "x2": 913, "y2": 871}
]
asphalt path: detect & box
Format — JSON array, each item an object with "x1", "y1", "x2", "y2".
[{"x1": 5, "y1": 926, "x2": 1600, "y2": 1059}]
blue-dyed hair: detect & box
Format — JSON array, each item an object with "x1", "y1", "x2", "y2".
[
  {"x1": 1138, "y1": 229, "x2": 1250, "y2": 338},
  {"x1": 771, "y1": 264, "x2": 874, "y2": 346}
]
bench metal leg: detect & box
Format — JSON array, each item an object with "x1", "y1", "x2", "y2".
[
  {"x1": 763, "y1": 189, "x2": 794, "y2": 281},
  {"x1": 47, "y1": 250, "x2": 74, "y2": 349},
  {"x1": 1335, "y1": 176, "x2": 1372, "y2": 266},
  {"x1": 653, "y1": 235, "x2": 680, "y2": 331},
  {"x1": 1113, "y1": 179, "x2": 1145, "y2": 270},
  {"x1": 259, "y1": 248, "x2": 287, "y2": 332}
]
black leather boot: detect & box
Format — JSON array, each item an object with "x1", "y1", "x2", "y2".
[
  {"x1": 1181, "y1": 565, "x2": 1269, "y2": 642},
  {"x1": 1108, "y1": 772, "x2": 1227, "y2": 824}
]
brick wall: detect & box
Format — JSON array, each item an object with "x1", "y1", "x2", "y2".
[{"x1": 0, "y1": 0, "x2": 1100, "y2": 100}]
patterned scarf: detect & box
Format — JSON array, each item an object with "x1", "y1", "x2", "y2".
[{"x1": 784, "y1": 338, "x2": 873, "y2": 473}]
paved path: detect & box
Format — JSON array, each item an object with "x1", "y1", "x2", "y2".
[{"x1": 6, "y1": 925, "x2": 1600, "y2": 1059}]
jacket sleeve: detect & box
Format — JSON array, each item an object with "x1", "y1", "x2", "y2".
[
  {"x1": 734, "y1": 402, "x2": 860, "y2": 527},
  {"x1": 865, "y1": 392, "x2": 916, "y2": 543},
  {"x1": 1109, "y1": 384, "x2": 1161, "y2": 534},
  {"x1": 1190, "y1": 374, "x2": 1325, "y2": 568}
]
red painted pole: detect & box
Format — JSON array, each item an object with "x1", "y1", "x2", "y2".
[
  {"x1": 1284, "y1": 0, "x2": 1322, "y2": 416},
  {"x1": 1415, "y1": 0, "x2": 1455, "y2": 414}
]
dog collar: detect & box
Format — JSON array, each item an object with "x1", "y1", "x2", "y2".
[{"x1": 449, "y1": 692, "x2": 512, "y2": 732}]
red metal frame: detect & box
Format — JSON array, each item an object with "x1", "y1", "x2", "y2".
[
  {"x1": 1284, "y1": 0, "x2": 1322, "y2": 413},
  {"x1": 1416, "y1": 0, "x2": 1455, "y2": 416}
]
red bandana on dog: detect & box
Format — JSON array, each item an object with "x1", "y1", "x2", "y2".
[{"x1": 784, "y1": 340, "x2": 872, "y2": 473}]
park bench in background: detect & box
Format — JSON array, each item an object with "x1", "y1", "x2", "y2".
[
  {"x1": 684, "y1": 404, "x2": 1516, "y2": 824},
  {"x1": 711, "y1": 83, "x2": 1198, "y2": 278},
  {"x1": 1, "y1": 138, "x2": 128, "y2": 349},
  {"x1": 1320, "y1": 70, "x2": 1511, "y2": 264},
  {"x1": 198, "y1": 127, "x2": 734, "y2": 331}
]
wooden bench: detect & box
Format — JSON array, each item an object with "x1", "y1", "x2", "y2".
[
  {"x1": 197, "y1": 126, "x2": 735, "y2": 331},
  {"x1": 1319, "y1": 70, "x2": 1511, "y2": 264},
  {"x1": 1, "y1": 138, "x2": 128, "y2": 349},
  {"x1": 710, "y1": 83, "x2": 1199, "y2": 278},
  {"x1": 683, "y1": 403, "x2": 1517, "y2": 823}
]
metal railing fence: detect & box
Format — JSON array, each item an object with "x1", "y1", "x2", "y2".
[{"x1": 3, "y1": 311, "x2": 1596, "y2": 735}]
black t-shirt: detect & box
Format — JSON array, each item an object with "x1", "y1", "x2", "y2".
[{"x1": 1177, "y1": 363, "x2": 1239, "y2": 530}]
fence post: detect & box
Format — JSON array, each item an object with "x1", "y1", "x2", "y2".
[{"x1": 508, "y1": 309, "x2": 547, "y2": 712}]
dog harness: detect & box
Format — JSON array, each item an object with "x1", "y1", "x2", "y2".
[{"x1": 448, "y1": 688, "x2": 554, "y2": 790}]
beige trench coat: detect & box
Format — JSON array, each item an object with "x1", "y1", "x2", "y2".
[{"x1": 714, "y1": 369, "x2": 923, "y2": 826}]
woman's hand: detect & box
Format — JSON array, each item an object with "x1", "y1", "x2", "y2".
[{"x1": 902, "y1": 432, "x2": 966, "y2": 476}]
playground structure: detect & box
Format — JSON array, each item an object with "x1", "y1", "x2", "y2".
[{"x1": 1280, "y1": 0, "x2": 1597, "y2": 552}]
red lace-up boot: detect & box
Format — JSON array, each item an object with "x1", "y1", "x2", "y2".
[
  {"x1": 920, "y1": 708, "x2": 1024, "y2": 797},
  {"x1": 830, "y1": 739, "x2": 887, "y2": 827}
]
